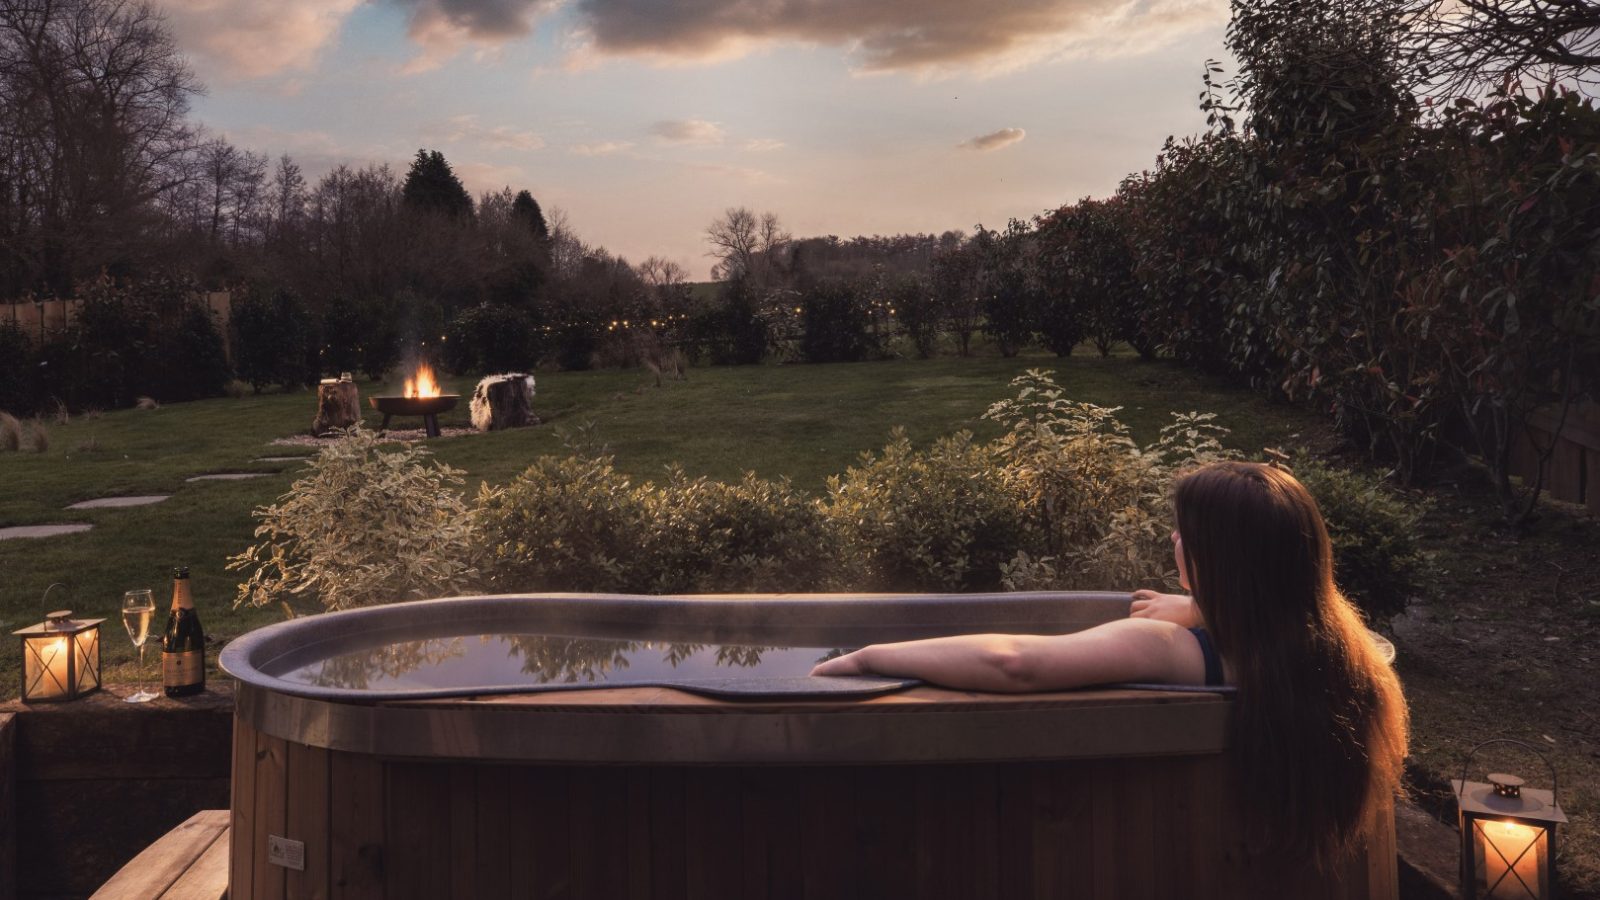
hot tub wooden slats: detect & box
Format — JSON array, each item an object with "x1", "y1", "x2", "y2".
[{"x1": 232, "y1": 716, "x2": 1397, "y2": 900}]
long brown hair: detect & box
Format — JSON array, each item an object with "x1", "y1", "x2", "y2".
[{"x1": 1174, "y1": 461, "x2": 1408, "y2": 867}]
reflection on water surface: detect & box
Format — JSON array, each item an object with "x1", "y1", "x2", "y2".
[{"x1": 269, "y1": 633, "x2": 847, "y2": 691}]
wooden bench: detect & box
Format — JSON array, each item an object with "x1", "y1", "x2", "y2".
[{"x1": 92, "y1": 810, "x2": 229, "y2": 900}]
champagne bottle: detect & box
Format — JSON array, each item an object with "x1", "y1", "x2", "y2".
[{"x1": 161, "y1": 566, "x2": 206, "y2": 697}]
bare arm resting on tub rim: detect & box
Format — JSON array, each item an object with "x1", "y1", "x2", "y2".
[{"x1": 809, "y1": 617, "x2": 1213, "y2": 693}]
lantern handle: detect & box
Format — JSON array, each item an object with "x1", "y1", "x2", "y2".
[
  {"x1": 41, "y1": 583, "x2": 67, "y2": 617},
  {"x1": 1457, "y1": 738, "x2": 1559, "y2": 807}
]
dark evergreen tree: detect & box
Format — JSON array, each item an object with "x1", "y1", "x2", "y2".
[
  {"x1": 401, "y1": 150, "x2": 474, "y2": 220},
  {"x1": 512, "y1": 190, "x2": 550, "y2": 243}
]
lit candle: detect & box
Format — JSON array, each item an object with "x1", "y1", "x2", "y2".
[
  {"x1": 1482, "y1": 819, "x2": 1541, "y2": 899},
  {"x1": 35, "y1": 637, "x2": 69, "y2": 697}
]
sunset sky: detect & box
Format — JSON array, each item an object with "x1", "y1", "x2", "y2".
[{"x1": 165, "y1": 0, "x2": 1231, "y2": 278}]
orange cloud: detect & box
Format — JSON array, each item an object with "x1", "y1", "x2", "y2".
[{"x1": 162, "y1": 0, "x2": 363, "y2": 79}]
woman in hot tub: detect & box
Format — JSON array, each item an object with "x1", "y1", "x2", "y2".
[{"x1": 813, "y1": 460, "x2": 1407, "y2": 868}]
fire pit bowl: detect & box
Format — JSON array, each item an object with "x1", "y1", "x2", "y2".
[{"x1": 369, "y1": 394, "x2": 460, "y2": 437}]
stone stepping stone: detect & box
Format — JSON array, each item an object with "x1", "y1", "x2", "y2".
[
  {"x1": 66, "y1": 495, "x2": 170, "y2": 510},
  {"x1": 0, "y1": 524, "x2": 93, "y2": 540},
  {"x1": 251, "y1": 456, "x2": 312, "y2": 463},
  {"x1": 186, "y1": 473, "x2": 270, "y2": 482}
]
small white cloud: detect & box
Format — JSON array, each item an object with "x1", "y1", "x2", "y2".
[
  {"x1": 741, "y1": 138, "x2": 786, "y2": 152},
  {"x1": 960, "y1": 127, "x2": 1027, "y2": 152},
  {"x1": 569, "y1": 141, "x2": 636, "y2": 156},
  {"x1": 649, "y1": 118, "x2": 726, "y2": 145},
  {"x1": 429, "y1": 115, "x2": 546, "y2": 151}
]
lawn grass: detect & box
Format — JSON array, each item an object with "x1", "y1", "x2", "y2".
[{"x1": 0, "y1": 347, "x2": 1322, "y2": 694}]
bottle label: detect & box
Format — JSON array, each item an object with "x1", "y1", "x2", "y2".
[{"x1": 163, "y1": 650, "x2": 204, "y2": 687}]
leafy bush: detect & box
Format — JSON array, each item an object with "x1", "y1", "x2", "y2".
[
  {"x1": 640, "y1": 467, "x2": 834, "y2": 593},
  {"x1": 684, "y1": 278, "x2": 769, "y2": 366},
  {"x1": 231, "y1": 287, "x2": 318, "y2": 391},
  {"x1": 227, "y1": 427, "x2": 478, "y2": 613},
  {"x1": 553, "y1": 322, "x2": 598, "y2": 371},
  {"x1": 0, "y1": 321, "x2": 37, "y2": 413},
  {"x1": 985, "y1": 369, "x2": 1235, "y2": 590},
  {"x1": 154, "y1": 302, "x2": 231, "y2": 402},
  {"x1": 798, "y1": 279, "x2": 880, "y2": 363},
  {"x1": 973, "y1": 222, "x2": 1038, "y2": 358},
  {"x1": 34, "y1": 275, "x2": 230, "y2": 410},
  {"x1": 824, "y1": 429, "x2": 1029, "y2": 591},
  {"x1": 474, "y1": 454, "x2": 649, "y2": 592},
  {"x1": 885, "y1": 273, "x2": 941, "y2": 358},
  {"x1": 1288, "y1": 452, "x2": 1427, "y2": 623},
  {"x1": 445, "y1": 302, "x2": 543, "y2": 374}
]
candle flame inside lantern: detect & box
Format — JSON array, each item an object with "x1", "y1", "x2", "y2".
[{"x1": 403, "y1": 364, "x2": 441, "y2": 399}]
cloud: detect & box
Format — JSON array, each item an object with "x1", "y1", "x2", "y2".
[
  {"x1": 162, "y1": 0, "x2": 363, "y2": 79},
  {"x1": 684, "y1": 162, "x2": 782, "y2": 185},
  {"x1": 741, "y1": 138, "x2": 786, "y2": 152},
  {"x1": 649, "y1": 118, "x2": 726, "y2": 145},
  {"x1": 569, "y1": 140, "x2": 636, "y2": 156},
  {"x1": 961, "y1": 127, "x2": 1027, "y2": 152},
  {"x1": 388, "y1": 0, "x2": 563, "y2": 72},
  {"x1": 428, "y1": 114, "x2": 546, "y2": 151},
  {"x1": 567, "y1": 0, "x2": 1227, "y2": 74}
]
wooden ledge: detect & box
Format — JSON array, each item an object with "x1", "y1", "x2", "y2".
[{"x1": 91, "y1": 809, "x2": 229, "y2": 900}]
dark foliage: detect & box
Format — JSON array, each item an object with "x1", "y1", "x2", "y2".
[
  {"x1": 401, "y1": 150, "x2": 473, "y2": 221},
  {"x1": 445, "y1": 303, "x2": 544, "y2": 374},
  {"x1": 511, "y1": 190, "x2": 549, "y2": 243},
  {"x1": 0, "y1": 320, "x2": 36, "y2": 413},
  {"x1": 798, "y1": 279, "x2": 880, "y2": 363},
  {"x1": 685, "y1": 279, "x2": 769, "y2": 366},
  {"x1": 231, "y1": 287, "x2": 318, "y2": 391}
]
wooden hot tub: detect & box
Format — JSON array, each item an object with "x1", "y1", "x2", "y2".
[{"x1": 220, "y1": 592, "x2": 1398, "y2": 899}]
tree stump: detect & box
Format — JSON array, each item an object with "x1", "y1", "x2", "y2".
[
  {"x1": 312, "y1": 381, "x2": 360, "y2": 436},
  {"x1": 471, "y1": 374, "x2": 538, "y2": 432}
]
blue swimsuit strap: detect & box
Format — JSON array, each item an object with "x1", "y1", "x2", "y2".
[{"x1": 1187, "y1": 626, "x2": 1224, "y2": 687}]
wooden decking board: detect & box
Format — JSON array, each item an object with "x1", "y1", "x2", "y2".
[
  {"x1": 90, "y1": 810, "x2": 228, "y2": 900},
  {"x1": 159, "y1": 828, "x2": 231, "y2": 900}
]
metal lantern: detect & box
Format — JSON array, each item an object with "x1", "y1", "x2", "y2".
[
  {"x1": 1453, "y1": 739, "x2": 1568, "y2": 900},
  {"x1": 13, "y1": 609, "x2": 104, "y2": 703}
]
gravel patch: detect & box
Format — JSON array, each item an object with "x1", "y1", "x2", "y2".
[{"x1": 269, "y1": 427, "x2": 477, "y2": 448}]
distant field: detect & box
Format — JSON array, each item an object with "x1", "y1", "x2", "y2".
[{"x1": 0, "y1": 348, "x2": 1324, "y2": 695}]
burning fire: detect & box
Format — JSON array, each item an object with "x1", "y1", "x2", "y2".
[{"x1": 403, "y1": 364, "x2": 441, "y2": 399}]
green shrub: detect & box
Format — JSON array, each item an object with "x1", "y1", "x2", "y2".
[
  {"x1": 1289, "y1": 452, "x2": 1427, "y2": 624},
  {"x1": 641, "y1": 467, "x2": 833, "y2": 593},
  {"x1": 445, "y1": 302, "x2": 543, "y2": 374},
  {"x1": 984, "y1": 369, "x2": 1235, "y2": 590},
  {"x1": 684, "y1": 278, "x2": 769, "y2": 366},
  {"x1": 823, "y1": 429, "x2": 1029, "y2": 591},
  {"x1": 798, "y1": 279, "x2": 880, "y2": 363},
  {"x1": 474, "y1": 454, "x2": 650, "y2": 592},
  {"x1": 0, "y1": 321, "x2": 37, "y2": 414},
  {"x1": 227, "y1": 427, "x2": 478, "y2": 613},
  {"x1": 231, "y1": 287, "x2": 318, "y2": 391}
]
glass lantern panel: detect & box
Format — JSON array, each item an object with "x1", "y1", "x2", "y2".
[
  {"x1": 22, "y1": 635, "x2": 72, "y2": 701},
  {"x1": 1473, "y1": 817, "x2": 1549, "y2": 900},
  {"x1": 73, "y1": 628, "x2": 99, "y2": 694}
]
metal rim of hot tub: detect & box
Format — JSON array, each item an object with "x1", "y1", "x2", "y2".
[{"x1": 221, "y1": 591, "x2": 1233, "y2": 765}]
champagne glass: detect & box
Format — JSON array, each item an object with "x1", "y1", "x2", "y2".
[{"x1": 122, "y1": 589, "x2": 157, "y2": 703}]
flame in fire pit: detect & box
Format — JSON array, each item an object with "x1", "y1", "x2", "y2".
[{"x1": 403, "y1": 364, "x2": 441, "y2": 399}]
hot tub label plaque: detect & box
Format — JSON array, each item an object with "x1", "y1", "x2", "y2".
[{"x1": 268, "y1": 835, "x2": 306, "y2": 871}]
